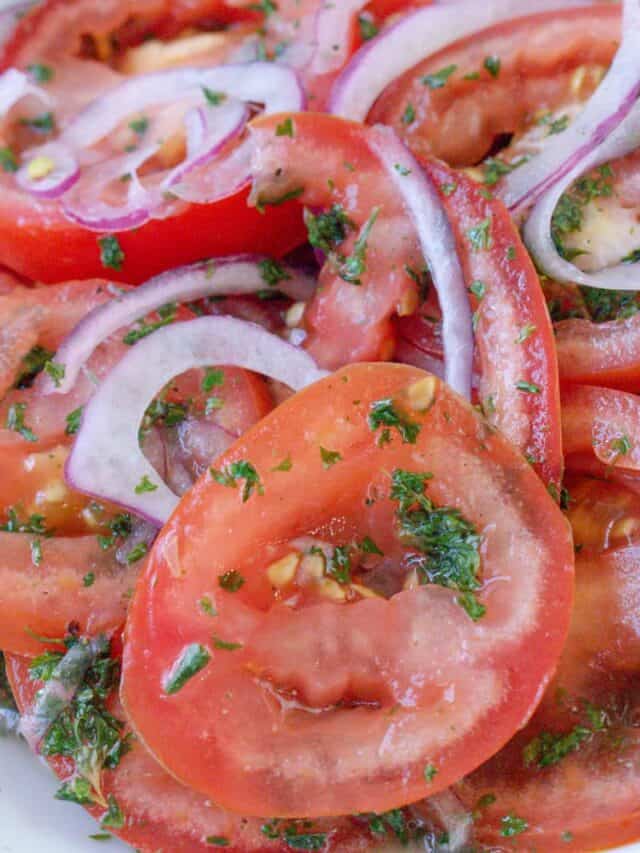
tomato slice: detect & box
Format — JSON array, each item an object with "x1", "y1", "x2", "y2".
[
  {"x1": 424, "y1": 160, "x2": 563, "y2": 491},
  {"x1": 369, "y1": 5, "x2": 619, "y2": 167},
  {"x1": 6, "y1": 651, "x2": 418, "y2": 852},
  {"x1": 556, "y1": 313, "x2": 640, "y2": 392},
  {"x1": 455, "y1": 482, "x2": 640, "y2": 852},
  {"x1": 122, "y1": 362, "x2": 573, "y2": 818}
]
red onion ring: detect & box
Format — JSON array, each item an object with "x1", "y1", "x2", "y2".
[
  {"x1": 367, "y1": 125, "x2": 473, "y2": 399},
  {"x1": 501, "y1": 0, "x2": 640, "y2": 215},
  {"x1": 46, "y1": 257, "x2": 317, "y2": 396},
  {"x1": 65, "y1": 316, "x2": 327, "y2": 525},
  {"x1": 329, "y1": 0, "x2": 589, "y2": 122},
  {"x1": 16, "y1": 141, "x2": 79, "y2": 199}
]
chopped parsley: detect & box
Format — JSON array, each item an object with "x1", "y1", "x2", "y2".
[
  {"x1": 210, "y1": 460, "x2": 263, "y2": 502},
  {"x1": 199, "y1": 596, "x2": 216, "y2": 616},
  {"x1": 515, "y1": 380, "x2": 541, "y2": 394},
  {"x1": 523, "y1": 724, "x2": 592, "y2": 768},
  {"x1": 467, "y1": 217, "x2": 493, "y2": 251},
  {"x1": 469, "y1": 280, "x2": 486, "y2": 299},
  {"x1": 27, "y1": 63, "x2": 54, "y2": 83},
  {"x1": 96, "y1": 513, "x2": 132, "y2": 551},
  {"x1": 500, "y1": 814, "x2": 528, "y2": 838},
  {"x1": 360, "y1": 536, "x2": 383, "y2": 556},
  {"x1": 305, "y1": 204, "x2": 352, "y2": 254},
  {"x1": 142, "y1": 397, "x2": 188, "y2": 431},
  {"x1": 83, "y1": 572, "x2": 96, "y2": 587},
  {"x1": 164, "y1": 644, "x2": 211, "y2": 694},
  {"x1": 129, "y1": 116, "x2": 149, "y2": 135},
  {"x1": 421, "y1": 64, "x2": 457, "y2": 89},
  {"x1": 580, "y1": 286, "x2": 640, "y2": 323},
  {"x1": 14, "y1": 345, "x2": 54, "y2": 388},
  {"x1": 256, "y1": 187, "x2": 304, "y2": 210},
  {"x1": 358, "y1": 13, "x2": 378, "y2": 41},
  {"x1": 202, "y1": 87, "x2": 226, "y2": 106},
  {"x1": 482, "y1": 156, "x2": 526, "y2": 187},
  {"x1": 259, "y1": 258, "x2": 291, "y2": 288},
  {"x1": 134, "y1": 475, "x2": 157, "y2": 494},
  {"x1": 123, "y1": 302, "x2": 176, "y2": 345},
  {"x1": 364, "y1": 810, "x2": 413, "y2": 845},
  {"x1": 368, "y1": 398, "x2": 421, "y2": 445},
  {"x1": 275, "y1": 116, "x2": 295, "y2": 137},
  {"x1": 44, "y1": 360, "x2": 65, "y2": 387},
  {"x1": 610, "y1": 434, "x2": 632, "y2": 459},
  {"x1": 336, "y1": 207, "x2": 379, "y2": 285},
  {"x1": 320, "y1": 446, "x2": 342, "y2": 468},
  {"x1": 1, "y1": 507, "x2": 48, "y2": 535},
  {"x1": 423, "y1": 763, "x2": 438, "y2": 782},
  {"x1": 551, "y1": 165, "x2": 613, "y2": 260},
  {"x1": 32, "y1": 637, "x2": 131, "y2": 820},
  {"x1": 202, "y1": 368, "x2": 224, "y2": 393},
  {"x1": 21, "y1": 111, "x2": 55, "y2": 133},
  {"x1": 206, "y1": 838, "x2": 230, "y2": 847},
  {"x1": 6, "y1": 402, "x2": 37, "y2": 442},
  {"x1": 515, "y1": 324, "x2": 537, "y2": 344},
  {"x1": 98, "y1": 236, "x2": 125, "y2": 272},
  {"x1": 272, "y1": 455, "x2": 292, "y2": 472},
  {"x1": 30, "y1": 538, "x2": 42, "y2": 567},
  {"x1": 391, "y1": 469, "x2": 484, "y2": 620},
  {"x1": 328, "y1": 545, "x2": 351, "y2": 584},
  {"x1": 483, "y1": 55, "x2": 501, "y2": 77},
  {"x1": 401, "y1": 103, "x2": 415, "y2": 125},
  {"x1": 218, "y1": 570, "x2": 245, "y2": 592},
  {"x1": 0, "y1": 146, "x2": 17, "y2": 173},
  {"x1": 212, "y1": 635, "x2": 243, "y2": 651},
  {"x1": 125, "y1": 542, "x2": 148, "y2": 564},
  {"x1": 261, "y1": 821, "x2": 327, "y2": 850}
]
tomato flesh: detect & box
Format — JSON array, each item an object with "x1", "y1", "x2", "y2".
[{"x1": 122, "y1": 362, "x2": 573, "y2": 818}]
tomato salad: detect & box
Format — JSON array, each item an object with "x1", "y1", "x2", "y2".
[{"x1": 1, "y1": 0, "x2": 640, "y2": 851}]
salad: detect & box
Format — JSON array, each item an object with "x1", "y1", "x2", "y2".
[{"x1": 0, "y1": 0, "x2": 638, "y2": 850}]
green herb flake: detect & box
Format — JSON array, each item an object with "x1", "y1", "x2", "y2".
[
  {"x1": 523, "y1": 725, "x2": 591, "y2": 769},
  {"x1": 6, "y1": 402, "x2": 37, "y2": 442},
  {"x1": 401, "y1": 103, "x2": 415, "y2": 125},
  {"x1": 14, "y1": 345, "x2": 54, "y2": 388},
  {"x1": 125, "y1": 542, "x2": 148, "y2": 564},
  {"x1": 391, "y1": 469, "x2": 484, "y2": 620},
  {"x1": 1, "y1": 507, "x2": 48, "y2": 535},
  {"x1": 218, "y1": 570, "x2": 245, "y2": 593},
  {"x1": 134, "y1": 475, "x2": 158, "y2": 494},
  {"x1": 328, "y1": 545, "x2": 351, "y2": 584},
  {"x1": 129, "y1": 116, "x2": 149, "y2": 136},
  {"x1": 207, "y1": 838, "x2": 230, "y2": 847},
  {"x1": 515, "y1": 380, "x2": 541, "y2": 394},
  {"x1": 276, "y1": 116, "x2": 295, "y2": 137},
  {"x1": 483, "y1": 55, "x2": 501, "y2": 77},
  {"x1": 394, "y1": 163, "x2": 411, "y2": 176},
  {"x1": 101, "y1": 795, "x2": 124, "y2": 829},
  {"x1": 360, "y1": 536, "x2": 383, "y2": 556},
  {"x1": 272, "y1": 455, "x2": 293, "y2": 472},
  {"x1": 44, "y1": 360, "x2": 65, "y2": 387},
  {"x1": 515, "y1": 324, "x2": 537, "y2": 343},
  {"x1": 259, "y1": 258, "x2": 291, "y2": 287},
  {"x1": 336, "y1": 207, "x2": 380, "y2": 285},
  {"x1": 98, "y1": 236, "x2": 125, "y2": 271},
  {"x1": 467, "y1": 217, "x2": 493, "y2": 251},
  {"x1": 212, "y1": 635, "x2": 243, "y2": 651},
  {"x1": 202, "y1": 87, "x2": 227, "y2": 106},
  {"x1": 83, "y1": 572, "x2": 96, "y2": 587},
  {"x1": 562, "y1": 831, "x2": 574, "y2": 843},
  {"x1": 469, "y1": 280, "x2": 486, "y2": 299},
  {"x1": 202, "y1": 368, "x2": 224, "y2": 393},
  {"x1": 305, "y1": 204, "x2": 352, "y2": 254},
  {"x1": 30, "y1": 538, "x2": 42, "y2": 567},
  {"x1": 368, "y1": 398, "x2": 421, "y2": 445},
  {"x1": 199, "y1": 596, "x2": 216, "y2": 616},
  {"x1": 256, "y1": 187, "x2": 304, "y2": 210},
  {"x1": 320, "y1": 446, "x2": 342, "y2": 469},
  {"x1": 500, "y1": 813, "x2": 528, "y2": 838},
  {"x1": 441, "y1": 181, "x2": 457, "y2": 196},
  {"x1": 610, "y1": 434, "x2": 632, "y2": 458},
  {"x1": 210, "y1": 460, "x2": 263, "y2": 502},
  {"x1": 21, "y1": 111, "x2": 55, "y2": 133},
  {"x1": 423, "y1": 763, "x2": 438, "y2": 782},
  {"x1": 27, "y1": 63, "x2": 54, "y2": 83},
  {"x1": 358, "y1": 13, "x2": 378, "y2": 41},
  {"x1": 0, "y1": 146, "x2": 18, "y2": 173},
  {"x1": 89, "y1": 833, "x2": 112, "y2": 841},
  {"x1": 421, "y1": 64, "x2": 458, "y2": 89},
  {"x1": 164, "y1": 643, "x2": 211, "y2": 694},
  {"x1": 65, "y1": 407, "x2": 83, "y2": 435}
]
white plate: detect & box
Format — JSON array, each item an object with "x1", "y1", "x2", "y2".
[{"x1": 0, "y1": 734, "x2": 639, "y2": 853}]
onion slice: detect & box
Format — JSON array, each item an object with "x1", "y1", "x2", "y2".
[
  {"x1": 46, "y1": 257, "x2": 317, "y2": 396},
  {"x1": 66, "y1": 317, "x2": 327, "y2": 525},
  {"x1": 367, "y1": 125, "x2": 473, "y2": 398},
  {"x1": 524, "y1": 101, "x2": 640, "y2": 289},
  {"x1": 309, "y1": 0, "x2": 368, "y2": 75},
  {"x1": 0, "y1": 67, "x2": 51, "y2": 117},
  {"x1": 61, "y1": 63, "x2": 305, "y2": 150},
  {"x1": 502, "y1": 0, "x2": 640, "y2": 215},
  {"x1": 329, "y1": 0, "x2": 588, "y2": 122}
]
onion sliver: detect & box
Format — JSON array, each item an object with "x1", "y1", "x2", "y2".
[
  {"x1": 309, "y1": 0, "x2": 368, "y2": 75},
  {"x1": 46, "y1": 257, "x2": 317, "y2": 396},
  {"x1": 524, "y1": 101, "x2": 640, "y2": 289},
  {"x1": 60, "y1": 63, "x2": 305, "y2": 151},
  {"x1": 367, "y1": 125, "x2": 473, "y2": 399},
  {"x1": 329, "y1": 0, "x2": 588, "y2": 122},
  {"x1": 0, "y1": 67, "x2": 51, "y2": 117},
  {"x1": 502, "y1": 0, "x2": 640, "y2": 215},
  {"x1": 66, "y1": 317, "x2": 327, "y2": 525}
]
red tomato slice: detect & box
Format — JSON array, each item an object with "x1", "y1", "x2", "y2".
[
  {"x1": 564, "y1": 475, "x2": 640, "y2": 554},
  {"x1": 562, "y1": 384, "x2": 640, "y2": 473},
  {"x1": 424, "y1": 160, "x2": 563, "y2": 491},
  {"x1": 369, "y1": 5, "x2": 619, "y2": 167},
  {"x1": 6, "y1": 652, "x2": 413, "y2": 852},
  {"x1": 556, "y1": 313, "x2": 640, "y2": 392},
  {"x1": 122, "y1": 362, "x2": 573, "y2": 819},
  {"x1": 250, "y1": 112, "x2": 421, "y2": 368},
  {"x1": 455, "y1": 485, "x2": 640, "y2": 852}
]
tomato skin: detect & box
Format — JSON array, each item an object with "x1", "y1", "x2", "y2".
[
  {"x1": 556, "y1": 314, "x2": 640, "y2": 392},
  {"x1": 455, "y1": 531, "x2": 640, "y2": 852},
  {"x1": 421, "y1": 161, "x2": 563, "y2": 491},
  {"x1": 122, "y1": 362, "x2": 573, "y2": 819},
  {"x1": 369, "y1": 5, "x2": 619, "y2": 167},
  {"x1": 0, "y1": 185, "x2": 305, "y2": 285}
]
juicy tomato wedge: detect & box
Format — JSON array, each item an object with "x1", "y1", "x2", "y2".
[
  {"x1": 564, "y1": 475, "x2": 640, "y2": 553},
  {"x1": 424, "y1": 160, "x2": 563, "y2": 491},
  {"x1": 369, "y1": 5, "x2": 619, "y2": 167},
  {"x1": 455, "y1": 480, "x2": 640, "y2": 852},
  {"x1": 250, "y1": 112, "x2": 421, "y2": 368},
  {"x1": 122, "y1": 362, "x2": 573, "y2": 819},
  {"x1": 562, "y1": 384, "x2": 640, "y2": 473},
  {"x1": 0, "y1": 0, "x2": 305, "y2": 284},
  {"x1": 6, "y1": 652, "x2": 387, "y2": 853},
  {"x1": 556, "y1": 312, "x2": 640, "y2": 392}
]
